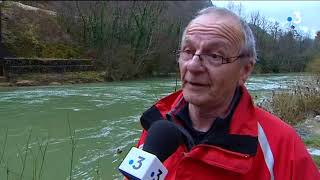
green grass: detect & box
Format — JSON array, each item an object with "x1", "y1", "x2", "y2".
[
  {"x1": 312, "y1": 156, "x2": 320, "y2": 168},
  {"x1": 304, "y1": 136, "x2": 320, "y2": 148},
  {"x1": 303, "y1": 136, "x2": 320, "y2": 168}
]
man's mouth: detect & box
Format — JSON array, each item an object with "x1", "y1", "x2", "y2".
[{"x1": 186, "y1": 81, "x2": 208, "y2": 87}]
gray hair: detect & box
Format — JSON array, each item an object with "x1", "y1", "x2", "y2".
[{"x1": 181, "y1": 7, "x2": 257, "y2": 64}]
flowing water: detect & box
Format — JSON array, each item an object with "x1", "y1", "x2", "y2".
[{"x1": 0, "y1": 73, "x2": 308, "y2": 179}]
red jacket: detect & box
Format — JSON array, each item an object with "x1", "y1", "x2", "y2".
[{"x1": 136, "y1": 86, "x2": 320, "y2": 180}]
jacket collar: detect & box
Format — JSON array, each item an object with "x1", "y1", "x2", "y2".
[{"x1": 140, "y1": 86, "x2": 258, "y2": 155}]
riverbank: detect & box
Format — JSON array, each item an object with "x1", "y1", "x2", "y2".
[
  {"x1": 1, "y1": 71, "x2": 106, "y2": 87},
  {"x1": 0, "y1": 71, "x2": 178, "y2": 87},
  {"x1": 0, "y1": 72, "x2": 312, "y2": 88}
]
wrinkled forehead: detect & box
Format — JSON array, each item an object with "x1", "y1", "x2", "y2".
[{"x1": 184, "y1": 14, "x2": 245, "y2": 52}]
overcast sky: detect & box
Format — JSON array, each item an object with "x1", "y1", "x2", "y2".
[{"x1": 211, "y1": 1, "x2": 320, "y2": 38}]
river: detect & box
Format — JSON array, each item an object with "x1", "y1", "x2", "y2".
[{"x1": 0, "y1": 73, "x2": 307, "y2": 179}]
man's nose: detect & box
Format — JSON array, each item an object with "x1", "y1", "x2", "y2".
[{"x1": 186, "y1": 54, "x2": 205, "y2": 72}]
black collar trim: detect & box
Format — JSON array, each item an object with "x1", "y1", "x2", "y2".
[{"x1": 172, "y1": 87, "x2": 258, "y2": 155}]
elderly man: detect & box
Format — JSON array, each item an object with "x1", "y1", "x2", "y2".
[{"x1": 136, "y1": 7, "x2": 320, "y2": 179}]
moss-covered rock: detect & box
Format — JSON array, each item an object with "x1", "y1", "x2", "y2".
[{"x1": 41, "y1": 43, "x2": 82, "y2": 58}]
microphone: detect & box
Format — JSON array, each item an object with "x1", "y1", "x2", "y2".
[{"x1": 118, "y1": 120, "x2": 184, "y2": 180}]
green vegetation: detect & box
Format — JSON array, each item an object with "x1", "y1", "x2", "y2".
[
  {"x1": 313, "y1": 156, "x2": 320, "y2": 168},
  {"x1": 304, "y1": 136, "x2": 320, "y2": 168},
  {"x1": 304, "y1": 136, "x2": 320, "y2": 148},
  {"x1": 40, "y1": 43, "x2": 82, "y2": 59}
]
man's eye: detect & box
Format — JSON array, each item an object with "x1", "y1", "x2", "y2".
[
  {"x1": 210, "y1": 54, "x2": 219, "y2": 58},
  {"x1": 184, "y1": 49, "x2": 193, "y2": 54}
]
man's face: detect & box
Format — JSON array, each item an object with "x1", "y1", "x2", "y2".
[{"x1": 179, "y1": 14, "x2": 252, "y2": 108}]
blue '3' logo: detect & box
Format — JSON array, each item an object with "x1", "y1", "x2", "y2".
[{"x1": 130, "y1": 156, "x2": 145, "y2": 170}]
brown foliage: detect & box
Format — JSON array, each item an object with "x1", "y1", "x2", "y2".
[{"x1": 267, "y1": 76, "x2": 320, "y2": 125}]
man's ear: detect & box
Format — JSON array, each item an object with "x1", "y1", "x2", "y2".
[{"x1": 239, "y1": 60, "x2": 254, "y2": 86}]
